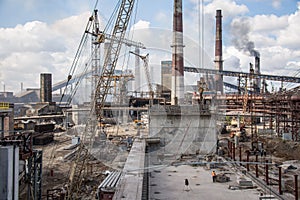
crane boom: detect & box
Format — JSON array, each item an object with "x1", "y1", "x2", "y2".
[{"x1": 94, "y1": 0, "x2": 136, "y2": 119}]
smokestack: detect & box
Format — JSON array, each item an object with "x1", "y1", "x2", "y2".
[
  {"x1": 40, "y1": 73, "x2": 52, "y2": 103},
  {"x1": 171, "y1": 0, "x2": 185, "y2": 105},
  {"x1": 215, "y1": 9, "x2": 223, "y2": 94},
  {"x1": 255, "y1": 56, "x2": 261, "y2": 93}
]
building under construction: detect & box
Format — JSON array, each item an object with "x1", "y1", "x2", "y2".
[{"x1": 1, "y1": 0, "x2": 300, "y2": 200}]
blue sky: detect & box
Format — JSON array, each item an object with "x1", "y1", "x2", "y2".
[
  {"x1": 0, "y1": 0, "x2": 298, "y2": 27},
  {"x1": 236, "y1": 0, "x2": 298, "y2": 15},
  {"x1": 0, "y1": 0, "x2": 299, "y2": 93}
]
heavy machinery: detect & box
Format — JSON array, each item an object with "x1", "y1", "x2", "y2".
[{"x1": 65, "y1": 0, "x2": 136, "y2": 199}]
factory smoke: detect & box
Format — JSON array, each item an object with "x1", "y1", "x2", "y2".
[{"x1": 230, "y1": 17, "x2": 260, "y2": 57}]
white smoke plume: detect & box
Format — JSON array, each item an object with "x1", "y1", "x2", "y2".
[{"x1": 230, "y1": 17, "x2": 260, "y2": 57}]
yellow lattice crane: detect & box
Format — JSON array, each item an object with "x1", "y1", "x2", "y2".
[{"x1": 65, "y1": 1, "x2": 136, "y2": 199}]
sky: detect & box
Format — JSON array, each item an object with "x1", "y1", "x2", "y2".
[{"x1": 0, "y1": 0, "x2": 299, "y2": 94}]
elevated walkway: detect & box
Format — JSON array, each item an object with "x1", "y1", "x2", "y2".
[{"x1": 113, "y1": 138, "x2": 146, "y2": 200}]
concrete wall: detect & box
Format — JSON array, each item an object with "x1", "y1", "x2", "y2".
[{"x1": 149, "y1": 105, "x2": 216, "y2": 161}]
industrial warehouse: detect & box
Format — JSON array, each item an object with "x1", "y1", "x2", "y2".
[{"x1": 1, "y1": 0, "x2": 300, "y2": 200}]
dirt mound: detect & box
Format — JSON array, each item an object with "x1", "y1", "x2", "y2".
[{"x1": 265, "y1": 138, "x2": 300, "y2": 160}]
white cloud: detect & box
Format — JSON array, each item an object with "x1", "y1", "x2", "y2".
[
  {"x1": 0, "y1": 12, "x2": 90, "y2": 92},
  {"x1": 1, "y1": 0, "x2": 300, "y2": 94},
  {"x1": 252, "y1": 14, "x2": 288, "y2": 32},
  {"x1": 227, "y1": 3, "x2": 300, "y2": 90},
  {"x1": 272, "y1": 0, "x2": 281, "y2": 9},
  {"x1": 131, "y1": 20, "x2": 150, "y2": 30},
  {"x1": 276, "y1": 4, "x2": 300, "y2": 49},
  {"x1": 205, "y1": 0, "x2": 249, "y2": 18},
  {"x1": 155, "y1": 12, "x2": 168, "y2": 23}
]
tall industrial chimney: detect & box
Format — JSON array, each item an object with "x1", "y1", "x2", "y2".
[
  {"x1": 254, "y1": 56, "x2": 261, "y2": 93},
  {"x1": 40, "y1": 73, "x2": 52, "y2": 103},
  {"x1": 214, "y1": 9, "x2": 223, "y2": 94},
  {"x1": 171, "y1": 0, "x2": 185, "y2": 105}
]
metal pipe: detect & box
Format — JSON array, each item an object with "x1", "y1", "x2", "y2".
[
  {"x1": 295, "y1": 174, "x2": 298, "y2": 200},
  {"x1": 229, "y1": 141, "x2": 232, "y2": 158},
  {"x1": 278, "y1": 166, "x2": 282, "y2": 195},
  {"x1": 239, "y1": 146, "x2": 242, "y2": 166},
  {"x1": 266, "y1": 160, "x2": 269, "y2": 185},
  {"x1": 246, "y1": 150, "x2": 250, "y2": 171},
  {"x1": 232, "y1": 142, "x2": 235, "y2": 161},
  {"x1": 255, "y1": 154, "x2": 259, "y2": 178}
]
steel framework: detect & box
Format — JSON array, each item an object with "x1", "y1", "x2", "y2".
[{"x1": 184, "y1": 67, "x2": 300, "y2": 83}]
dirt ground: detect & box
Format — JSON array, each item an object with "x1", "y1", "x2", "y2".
[
  {"x1": 38, "y1": 123, "x2": 140, "y2": 199},
  {"x1": 38, "y1": 132, "x2": 111, "y2": 199},
  {"x1": 263, "y1": 136, "x2": 300, "y2": 160}
]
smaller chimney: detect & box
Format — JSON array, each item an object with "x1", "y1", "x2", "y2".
[
  {"x1": 40, "y1": 73, "x2": 52, "y2": 103},
  {"x1": 254, "y1": 56, "x2": 261, "y2": 93}
]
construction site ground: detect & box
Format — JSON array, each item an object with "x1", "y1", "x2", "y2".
[
  {"x1": 34, "y1": 122, "x2": 300, "y2": 199},
  {"x1": 38, "y1": 123, "x2": 140, "y2": 199},
  {"x1": 150, "y1": 164, "x2": 267, "y2": 200},
  {"x1": 35, "y1": 131, "x2": 107, "y2": 199}
]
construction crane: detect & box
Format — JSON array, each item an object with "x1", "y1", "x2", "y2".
[
  {"x1": 59, "y1": 8, "x2": 145, "y2": 106},
  {"x1": 129, "y1": 51, "x2": 154, "y2": 98},
  {"x1": 94, "y1": 0, "x2": 136, "y2": 119},
  {"x1": 65, "y1": 0, "x2": 136, "y2": 199}
]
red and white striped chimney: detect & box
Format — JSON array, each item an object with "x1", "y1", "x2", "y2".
[
  {"x1": 215, "y1": 9, "x2": 223, "y2": 94},
  {"x1": 171, "y1": 0, "x2": 185, "y2": 105}
]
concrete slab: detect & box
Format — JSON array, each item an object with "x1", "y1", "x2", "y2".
[{"x1": 149, "y1": 165, "x2": 262, "y2": 200}]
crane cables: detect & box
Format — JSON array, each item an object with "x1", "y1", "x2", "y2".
[{"x1": 59, "y1": 19, "x2": 93, "y2": 105}]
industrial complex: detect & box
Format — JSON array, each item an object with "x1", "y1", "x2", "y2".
[{"x1": 1, "y1": 0, "x2": 300, "y2": 200}]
